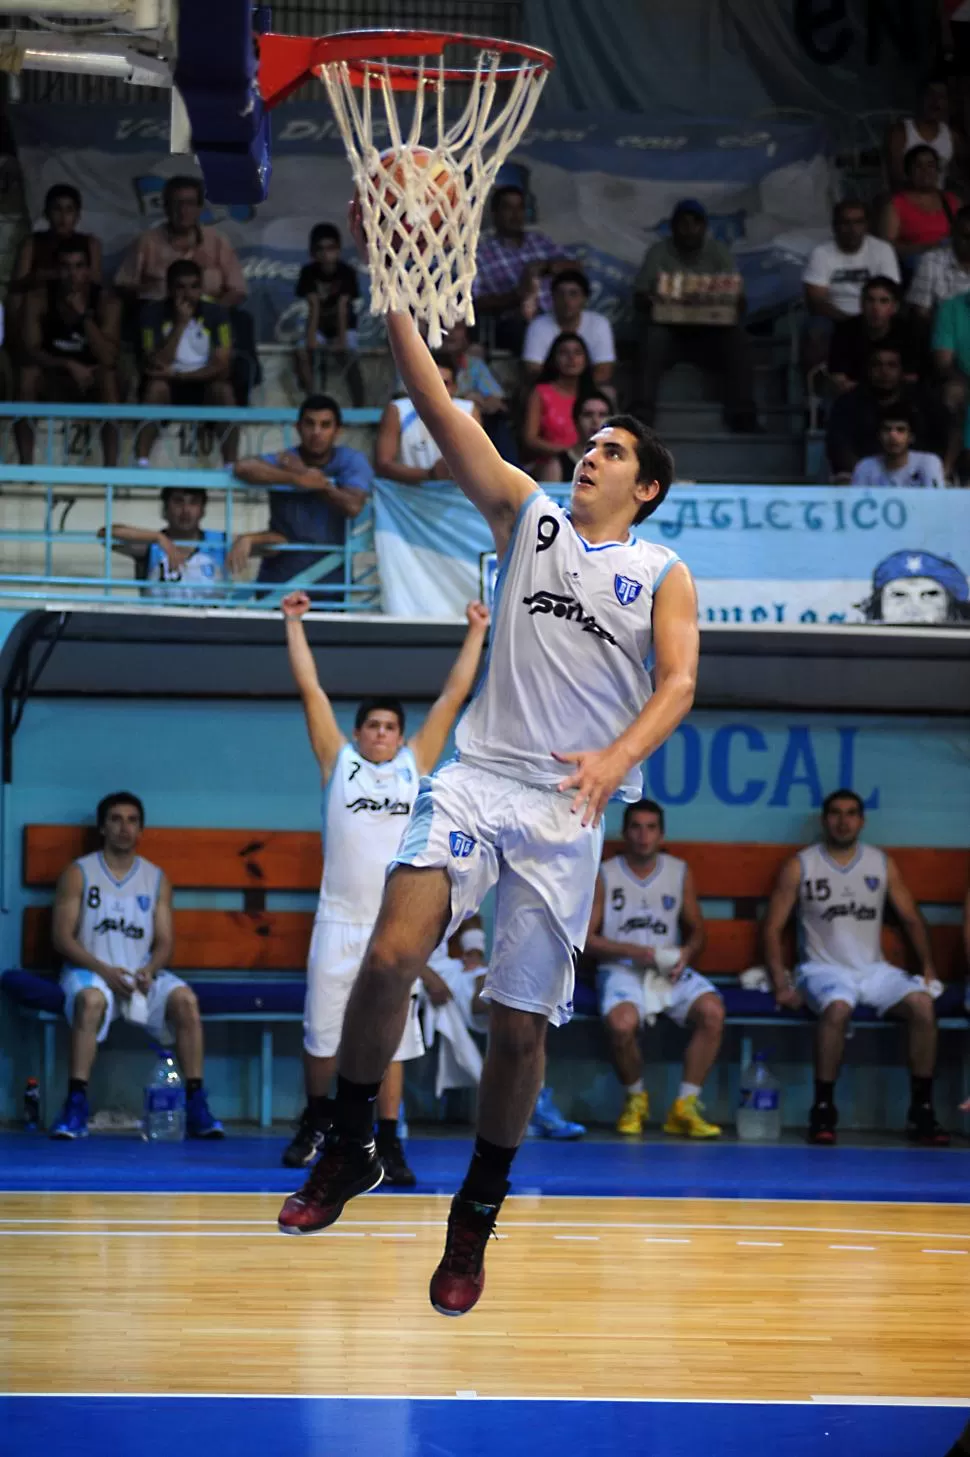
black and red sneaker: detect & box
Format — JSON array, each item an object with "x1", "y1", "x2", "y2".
[
  {"x1": 808, "y1": 1100, "x2": 838, "y2": 1145},
  {"x1": 429, "y1": 1191, "x2": 504, "y2": 1317},
  {"x1": 278, "y1": 1132, "x2": 383, "y2": 1234},
  {"x1": 906, "y1": 1104, "x2": 950, "y2": 1148}
]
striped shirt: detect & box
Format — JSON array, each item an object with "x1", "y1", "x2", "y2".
[{"x1": 907, "y1": 245, "x2": 970, "y2": 313}]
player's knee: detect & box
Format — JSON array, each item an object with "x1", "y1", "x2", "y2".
[
  {"x1": 488, "y1": 1004, "x2": 545, "y2": 1062},
  {"x1": 362, "y1": 937, "x2": 420, "y2": 991},
  {"x1": 74, "y1": 986, "x2": 107, "y2": 1024},
  {"x1": 694, "y1": 994, "x2": 725, "y2": 1034},
  {"x1": 820, "y1": 999, "x2": 853, "y2": 1028},
  {"x1": 168, "y1": 986, "x2": 200, "y2": 1024},
  {"x1": 903, "y1": 993, "x2": 935, "y2": 1026},
  {"x1": 606, "y1": 1004, "x2": 640, "y2": 1041}
]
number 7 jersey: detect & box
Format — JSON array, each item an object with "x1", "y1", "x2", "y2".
[{"x1": 455, "y1": 492, "x2": 683, "y2": 801}]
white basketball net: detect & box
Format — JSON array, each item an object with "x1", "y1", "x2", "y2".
[{"x1": 317, "y1": 45, "x2": 550, "y2": 347}]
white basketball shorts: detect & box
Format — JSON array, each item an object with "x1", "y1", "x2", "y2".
[
  {"x1": 389, "y1": 759, "x2": 605, "y2": 1027},
  {"x1": 60, "y1": 967, "x2": 186, "y2": 1045},
  {"x1": 598, "y1": 965, "x2": 720, "y2": 1028},
  {"x1": 303, "y1": 916, "x2": 425, "y2": 1061},
  {"x1": 796, "y1": 959, "x2": 929, "y2": 1018}
]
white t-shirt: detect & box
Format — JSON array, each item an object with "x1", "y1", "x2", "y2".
[
  {"x1": 802, "y1": 237, "x2": 901, "y2": 316},
  {"x1": 522, "y1": 309, "x2": 616, "y2": 366},
  {"x1": 851, "y1": 452, "x2": 945, "y2": 488},
  {"x1": 172, "y1": 317, "x2": 212, "y2": 374}
]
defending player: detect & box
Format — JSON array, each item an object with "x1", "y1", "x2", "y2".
[
  {"x1": 277, "y1": 200, "x2": 699, "y2": 1318},
  {"x1": 280, "y1": 590, "x2": 489, "y2": 1185}
]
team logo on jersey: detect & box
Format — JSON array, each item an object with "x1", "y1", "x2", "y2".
[
  {"x1": 662, "y1": 895, "x2": 676, "y2": 910},
  {"x1": 865, "y1": 876, "x2": 880, "y2": 891},
  {"x1": 449, "y1": 830, "x2": 477, "y2": 858},
  {"x1": 521, "y1": 591, "x2": 618, "y2": 645},
  {"x1": 137, "y1": 895, "x2": 151, "y2": 912},
  {"x1": 614, "y1": 574, "x2": 643, "y2": 607}
]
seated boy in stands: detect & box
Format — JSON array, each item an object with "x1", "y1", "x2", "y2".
[
  {"x1": 99, "y1": 486, "x2": 227, "y2": 602},
  {"x1": 294, "y1": 222, "x2": 364, "y2": 406},
  {"x1": 585, "y1": 799, "x2": 725, "y2": 1140},
  {"x1": 763, "y1": 789, "x2": 947, "y2": 1147},
  {"x1": 49, "y1": 791, "x2": 223, "y2": 1141},
  {"x1": 375, "y1": 353, "x2": 480, "y2": 485},
  {"x1": 850, "y1": 407, "x2": 946, "y2": 488}
]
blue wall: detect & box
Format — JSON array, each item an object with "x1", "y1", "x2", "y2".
[{"x1": 1, "y1": 691, "x2": 967, "y2": 1126}]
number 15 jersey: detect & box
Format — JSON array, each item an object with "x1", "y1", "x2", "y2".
[
  {"x1": 455, "y1": 492, "x2": 683, "y2": 802},
  {"x1": 796, "y1": 842, "x2": 888, "y2": 970}
]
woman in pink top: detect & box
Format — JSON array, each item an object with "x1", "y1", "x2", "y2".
[
  {"x1": 521, "y1": 331, "x2": 595, "y2": 482},
  {"x1": 878, "y1": 145, "x2": 962, "y2": 266}
]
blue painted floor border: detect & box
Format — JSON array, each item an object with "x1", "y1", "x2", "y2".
[
  {"x1": 1, "y1": 1130, "x2": 968, "y2": 1201},
  {"x1": 2, "y1": 1396, "x2": 967, "y2": 1457}
]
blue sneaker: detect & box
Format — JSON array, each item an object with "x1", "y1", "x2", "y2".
[
  {"x1": 49, "y1": 1090, "x2": 89, "y2": 1140},
  {"x1": 186, "y1": 1088, "x2": 225, "y2": 1139},
  {"x1": 526, "y1": 1087, "x2": 586, "y2": 1140}
]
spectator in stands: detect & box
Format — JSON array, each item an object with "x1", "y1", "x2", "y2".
[
  {"x1": 877, "y1": 146, "x2": 962, "y2": 271},
  {"x1": 931, "y1": 285, "x2": 970, "y2": 479},
  {"x1": 8, "y1": 184, "x2": 102, "y2": 322},
  {"x1": 885, "y1": 78, "x2": 965, "y2": 191},
  {"x1": 521, "y1": 332, "x2": 595, "y2": 482},
  {"x1": 48, "y1": 790, "x2": 223, "y2": 1141},
  {"x1": 472, "y1": 183, "x2": 570, "y2": 353},
  {"x1": 135, "y1": 259, "x2": 236, "y2": 465},
  {"x1": 850, "y1": 408, "x2": 946, "y2": 487},
  {"x1": 826, "y1": 344, "x2": 948, "y2": 481},
  {"x1": 99, "y1": 487, "x2": 226, "y2": 600},
  {"x1": 585, "y1": 800, "x2": 724, "y2": 1140},
  {"x1": 116, "y1": 175, "x2": 246, "y2": 308},
  {"x1": 522, "y1": 267, "x2": 615, "y2": 387},
  {"x1": 15, "y1": 236, "x2": 121, "y2": 467},
  {"x1": 909, "y1": 204, "x2": 970, "y2": 322},
  {"x1": 294, "y1": 222, "x2": 364, "y2": 406},
  {"x1": 229, "y1": 393, "x2": 371, "y2": 593},
  {"x1": 802, "y1": 200, "x2": 901, "y2": 371},
  {"x1": 375, "y1": 354, "x2": 479, "y2": 485},
  {"x1": 439, "y1": 320, "x2": 517, "y2": 462},
  {"x1": 559, "y1": 390, "x2": 614, "y2": 479},
  {"x1": 634, "y1": 198, "x2": 758, "y2": 431},
  {"x1": 764, "y1": 788, "x2": 948, "y2": 1147},
  {"x1": 828, "y1": 276, "x2": 925, "y2": 392}
]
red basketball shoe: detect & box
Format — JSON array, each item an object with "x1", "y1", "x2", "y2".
[
  {"x1": 429, "y1": 1191, "x2": 504, "y2": 1317},
  {"x1": 278, "y1": 1133, "x2": 383, "y2": 1234}
]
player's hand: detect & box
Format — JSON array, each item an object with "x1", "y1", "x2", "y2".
[
  {"x1": 553, "y1": 745, "x2": 630, "y2": 828},
  {"x1": 465, "y1": 600, "x2": 490, "y2": 632},
  {"x1": 774, "y1": 981, "x2": 803, "y2": 1011},
  {"x1": 134, "y1": 968, "x2": 155, "y2": 993},
  {"x1": 158, "y1": 533, "x2": 193, "y2": 570},
  {"x1": 668, "y1": 952, "x2": 689, "y2": 983},
  {"x1": 99, "y1": 965, "x2": 134, "y2": 998},
  {"x1": 227, "y1": 534, "x2": 253, "y2": 577},
  {"x1": 282, "y1": 590, "x2": 311, "y2": 620},
  {"x1": 429, "y1": 457, "x2": 452, "y2": 481},
  {"x1": 347, "y1": 196, "x2": 368, "y2": 261},
  {"x1": 421, "y1": 968, "x2": 453, "y2": 1007},
  {"x1": 628, "y1": 944, "x2": 658, "y2": 971}
]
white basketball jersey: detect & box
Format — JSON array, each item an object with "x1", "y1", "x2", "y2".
[
  {"x1": 74, "y1": 851, "x2": 162, "y2": 974},
  {"x1": 598, "y1": 853, "x2": 685, "y2": 973},
  {"x1": 145, "y1": 531, "x2": 226, "y2": 601},
  {"x1": 456, "y1": 493, "x2": 682, "y2": 800},
  {"x1": 394, "y1": 396, "x2": 476, "y2": 470},
  {"x1": 319, "y1": 741, "x2": 419, "y2": 922},
  {"x1": 796, "y1": 842, "x2": 887, "y2": 970}
]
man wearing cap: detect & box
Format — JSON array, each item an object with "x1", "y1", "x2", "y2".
[
  {"x1": 633, "y1": 198, "x2": 758, "y2": 432},
  {"x1": 860, "y1": 549, "x2": 970, "y2": 624}
]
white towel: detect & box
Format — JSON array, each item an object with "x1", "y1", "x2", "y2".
[
  {"x1": 419, "y1": 953, "x2": 485, "y2": 1097},
  {"x1": 740, "y1": 966, "x2": 773, "y2": 993},
  {"x1": 641, "y1": 971, "x2": 675, "y2": 1027}
]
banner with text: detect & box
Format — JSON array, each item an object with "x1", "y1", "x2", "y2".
[
  {"x1": 372, "y1": 481, "x2": 970, "y2": 628},
  {"x1": 11, "y1": 105, "x2": 831, "y2": 342}
]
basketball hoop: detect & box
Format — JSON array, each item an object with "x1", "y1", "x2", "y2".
[{"x1": 259, "y1": 29, "x2": 554, "y2": 348}]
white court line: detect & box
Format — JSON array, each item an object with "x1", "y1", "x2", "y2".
[
  {"x1": 3, "y1": 1391, "x2": 968, "y2": 1407},
  {"x1": 811, "y1": 1395, "x2": 970, "y2": 1407},
  {"x1": 736, "y1": 1240, "x2": 784, "y2": 1248},
  {"x1": 829, "y1": 1245, "x2": 877, "y2": 1251},
  {"x1": 553, "y1": 1235, "x2": 599, "y2": 1242},
  {"x1": 643, "y1": 1237, "x2": 692, "y2": 1244},
  {"x1": 369, "y1": 1232, "x2": 416, "y2": 1239},
  {"x1": 922, "y1": 1248, "x2": 969, "y2": 1256}
]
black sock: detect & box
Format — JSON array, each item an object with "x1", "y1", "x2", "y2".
[
  {"x1": 814, "y1": 1080, "x2": 835, "y2": 1107},
  {"x1": 308, "y1": 1094, "x2": 334, "y2": 1130},
  {"x1": 68, "y1": 1078, "x2": 87, "y2": 1097},
  {"x1": 910, "y1": 1075, "x2": 933, "y2": 1108},
  {"x1": 458, "y1": 1135, "x2": 517, "y2": 1208},
  {"x1": 334, "y1": 1075, "x2": 381, "y2": 1142},
  {"x1": 375, "y1": 1117, "x2": 398, "y2": 1145},
  {"x1": 185, "y1": 1078, "x2": 202, "y2": 1099}
]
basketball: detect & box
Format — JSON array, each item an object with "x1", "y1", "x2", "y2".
[{"x1": 368, "y1": 145, "x2": 461, "y2": 246}]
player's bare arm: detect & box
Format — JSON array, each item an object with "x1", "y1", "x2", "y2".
[
  {"x1": 408, "y1": 601, "x2": 490, "y2": 775},
  {"x1": 281, "y1": 590, "x2": 345, "y2": 780},
  {"x1": 673, "y1": 866, "x2": 706, "y2": 982},
  {"x1": 763, "y1": 856, "x2": 803, "y2": 1008},
  {"x1": 51, "y1": 863, "x2": 127, "y2": 996},
  {"x1": 555, "y1": 562, "x2": 699, "y2": 828},
  {"x1": 135, "y1": 873, "x2": 174, "y2": 988},
  {"x1": 886, "y1": 857, "x2": 936, "y2": 980},
  {"x1": 585, "y1": 874, "x2": 658, "y2": 968}
]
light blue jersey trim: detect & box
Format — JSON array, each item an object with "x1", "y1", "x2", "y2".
[
  {"x1": 564, "y1": 511, "x2": 635, "y2": 552},
  {"x1": 617, "y1": 854, "x2": 665, "y2": 891},
  {"x1": 393, "y1": 776, "x2": 435, "y2": 864},
  {"x1": 96, "y1": 851, "x2": 142, "y2": 889},
  {"x1": 652, "y1": 555, "x2": 682, "y2": 593},
  {"x1": 820, "y1": 846, "x2": 864, "y2": 875}
]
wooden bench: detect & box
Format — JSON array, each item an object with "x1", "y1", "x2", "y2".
[{"x1": 4, "y1": 826, "x2": 968, "y2": 1124}]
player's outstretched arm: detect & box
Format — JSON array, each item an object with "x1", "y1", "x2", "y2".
[
  {"x1": 281, "y1": 591, "x2": 346, "y2": 780},
  {"x1": 409, "y1": 601, "x2": 490, "y2": 775},
  {"x1": 555, "y1": 563, "x2": 699, "y2": 828},
  {"x1": 763, "y1": 857, "x2": 803, "y2": 1008}
]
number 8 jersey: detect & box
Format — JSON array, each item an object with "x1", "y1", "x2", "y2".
[
  {"x1": 796, "y1": 842, "x2": 888, "y2": 970},
  {"x1": 455, "y1": 493, "x2": 682, "y2": 802}
]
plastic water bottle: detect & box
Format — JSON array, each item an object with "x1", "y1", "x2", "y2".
[
  {"x1": 143, "y1": 1052, "x2": 185, "y2": 1142},
  {"x1": 737, "y1": 1052, "x2": 782, "y2": 1141},
  {"x1": 23, "y1": 1077, "x2": 40, "y2": 1131}
]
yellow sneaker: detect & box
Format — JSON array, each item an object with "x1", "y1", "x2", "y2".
[
  {"x1": 663, "y1": 1094, "x2": 721, "y2": 1139},
  {"x1": 616, "y1": 1090, "x2": 649, "y2": 1136}
]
